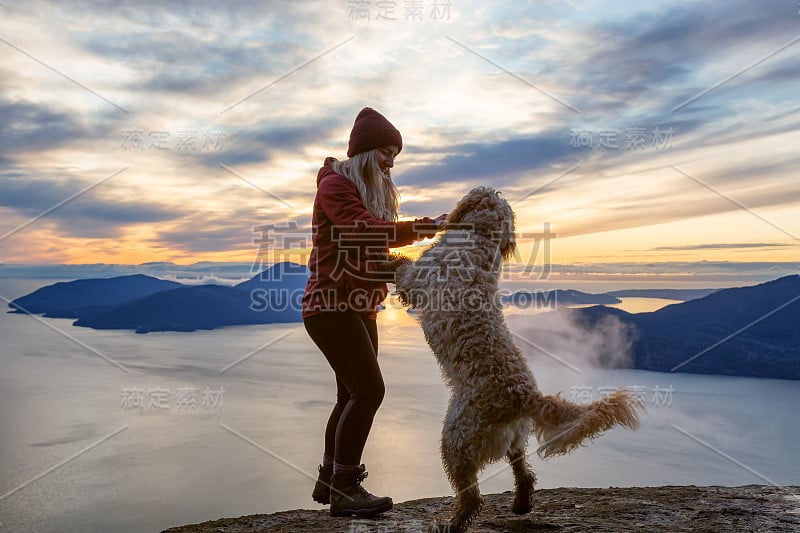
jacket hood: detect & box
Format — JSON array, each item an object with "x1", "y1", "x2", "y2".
[{"x1": 316, "y1": 157, "x2": 339, "y2": 186}]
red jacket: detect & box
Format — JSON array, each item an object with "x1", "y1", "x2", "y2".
[{"x1": 302, "y1": 158, "x2": 437, "y2": 319}]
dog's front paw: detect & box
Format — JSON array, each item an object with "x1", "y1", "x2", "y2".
[{"x1": 377, "y1": 252, "x2": 412, "y2": 274}]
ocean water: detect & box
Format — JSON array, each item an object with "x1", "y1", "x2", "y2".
[{"x1": 0, "y1": 279, "x2": 798, "y2": 532}]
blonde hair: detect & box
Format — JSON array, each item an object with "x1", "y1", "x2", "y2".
[{"x1": 332, "y1": 148, "x2": 399, "y2": 221}]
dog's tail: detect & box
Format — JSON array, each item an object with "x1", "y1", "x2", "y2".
[{"x1": 528, "y1": 389, "x2": 642, "y2": 458}]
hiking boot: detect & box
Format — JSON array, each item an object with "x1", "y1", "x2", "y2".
[
  {"x1": 312, "y1": 464, "x2": 333, "y2": 505},
  {"x1": 329, "y1": 465, "x2": 393, "y2": 517}
]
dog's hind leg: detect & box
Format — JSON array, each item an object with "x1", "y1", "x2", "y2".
[
  {"x1": 433, "y1": 431, "x2": 483, "y2": 533},
  {"x1": 437, "y1": 456, "x2": 482, "y2": 533},
  {"x1": 507, "y1": 446, "x2": 536, "y2": 515}
]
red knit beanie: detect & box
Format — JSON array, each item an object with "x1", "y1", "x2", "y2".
[{"x1": 347, "y1": 107, "x2": 403, "y2": 158}]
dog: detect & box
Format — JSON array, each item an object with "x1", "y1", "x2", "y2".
[{"x1": 387, "y1": 186, "x2": 642, "y2": 533}]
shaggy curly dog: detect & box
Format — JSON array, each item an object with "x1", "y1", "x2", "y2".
[{"x1": 387, "y1": 187, "x2": 642, "y2": 533}]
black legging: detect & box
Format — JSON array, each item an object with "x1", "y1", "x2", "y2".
[{"x1": 304, "y1": 310, "x2": 384, "y2": 466}]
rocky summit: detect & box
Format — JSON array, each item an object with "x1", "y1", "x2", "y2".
[{"x1": 163, "y1": 485, "x2": 800, "y2": 532}]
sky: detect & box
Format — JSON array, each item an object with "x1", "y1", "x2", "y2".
[{"x1": 1, "y1": 0, "x2": 799, "y2": 279}]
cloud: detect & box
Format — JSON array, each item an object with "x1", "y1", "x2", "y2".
[
  {"x1": 0, "y1": 97, "x2": 112, "y2": 160},
  {"x1": 82, "y1": 28, "x2": 300, "y2": 98},
  {"x1": 397, "y1": 132, "x2": 577, "y2": 188},
  {"x1": 652, "y1": 243, "x2": 794, "y2": 251},
  {"x1": 155, "y1": 222, "x2": 255, "y2": 254},
  {"x1": 540, "y1": 261, "x2": 800, "y2": 278},
  {"x1": 506, "y1": 308, "x2": 636, "y2": 371},
  {"x1": 2, "y1": 260, "x2": 796, "y2": 284},
  {"x1": 1, "y1": 0, "x2": 798, "y2": 263},
  {"x1": 398, "y1": 197, "x2": 462, "y2": 220},
  {"x1": 202, "y1": 117, "x2": 342, "y2": 167},
  {"x1": 751, "y1": 59, "x2": 800, "y2": 84},
  {"x1": 151, "y1": 209, "x2": 315, "y2": 255},
  {"x1": 0, "y1": 171, "x2": 183, "y2": 238},
  {"x1": 549, "y1": 0, "x2": 800, "y2": 115}
]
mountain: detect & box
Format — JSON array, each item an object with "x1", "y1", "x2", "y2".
[
  {"x1": 7, "y1": 274, "x2": 182, "y2": 318},
  {"x1": 235, "y1": 261, "x2": 309, "y2": 294},
  {"x1": 502, "y1": 289, "x2": 620, "y2": 306},
  {"x1": 74, "y1": 284, "x2": 300, "y2": 333},
  {"x1": 604, "y1": 288, "x2": 719, "y2": 300},
  {"x1": 568, "y1": 275, "x2": 800, "y2": 379},
  {"x1": 8, "y1": 263, "x2": 308, "y2": 332},
  {"x1": 139, "y1": 261, "x2": 177, "y2": 267},
  {"x1": 73, "y1": 263, "x2": 308, "y2": 332},
  {"x1": 12, "y1": 269, "x2": 798, "y2": 370}
]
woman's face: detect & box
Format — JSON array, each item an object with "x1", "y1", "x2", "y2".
[{"x1": 375, "y1": 145, "x2": 399, "y2": 174}]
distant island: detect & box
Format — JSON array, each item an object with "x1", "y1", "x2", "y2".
[
  {"x1": 500, "y1": 287, "x2": 719, "y2": 306},
  {"x1": 501, "y1": 289, "x2": 620, "y2": 306},
  {"x1": 8, "y1": 266, "x2": 799, "y2": 379},
  {"x1": 7, "y1": 274, "x2": 182, "y2": 318},
  {"x1": 557, "y1": 275, "x2": 800, "y2": 380},
  {"x1": 6, "y1": 267, "x2": 698, "y2": 332},
  {"x1": 604, "y1": 288, "x2": 719, "y2": 300},
  {"x1": 8, "y1": 262, "x2": 309, "y2": 333},
  {"x1": 6, "y1": 263, "x2": 650, "y2": 331}
]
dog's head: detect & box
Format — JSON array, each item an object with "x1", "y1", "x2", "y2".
[{"x1": 447, "y1": 186, "x2": 516, "y2": 260}]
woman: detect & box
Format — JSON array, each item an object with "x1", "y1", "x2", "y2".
[{"x1": 302, "y1": 107, "x2": 445, "y2": 517}]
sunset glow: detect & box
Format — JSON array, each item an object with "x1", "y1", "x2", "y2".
[{"x1": 1, "y1": 1, "x2": 798, "y2": 277}]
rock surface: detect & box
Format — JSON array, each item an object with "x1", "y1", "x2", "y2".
[{"x1": 163, "y1": 485, "x2": 800, "y2": 532}]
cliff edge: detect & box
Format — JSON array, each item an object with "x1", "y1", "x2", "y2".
[{"x1": 163, "y1": 485, "x2": 799, "y2": 532}]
